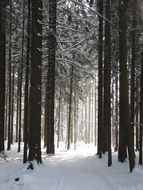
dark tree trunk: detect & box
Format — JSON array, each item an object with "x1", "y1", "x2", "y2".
[
  {"x1": 28, "y1": 0, "x2": 43, "y2": 164},
  {"x1": 115, "y1": 73, "x2": 119, "y2": 152},
  {"x1": 0, "y1": 1, "x2": 6, "y2": 153},
  {"x1": 15, "y1": 75, "x2": 19, "y2": 143},
  {"x1": 46, "y1": 0, "x2": 57, "y2": 154},
  {"x1": 104, "y1": 0, "x2": 112, "y2": 167},
  {"x1": 97, "y1": 0, "x2": 103, "y2": 158},
  {"x1": 23, "y1": 0, "x2": 31, "y2": 163},
  {"x1": 118, "y1": 0, "x2": 135, "y2": 172},
  {"x1": 118, "y1": 0, "x2": 128, "y2": 162},
  {"x1": 7, "y1": 0, "x2": 12, "y2": 150}
]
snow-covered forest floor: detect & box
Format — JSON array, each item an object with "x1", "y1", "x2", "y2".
[{"x1": 0, "y1": 143, "x2": 143, "y2": 190}]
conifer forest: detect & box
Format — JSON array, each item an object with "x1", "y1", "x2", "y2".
[{"x1": 1, "y1": 0, "x2": 143, "y2": 189}]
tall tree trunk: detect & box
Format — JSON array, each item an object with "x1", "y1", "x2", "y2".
[
  {"x1": 104, "y1": 0, "x2": 112, "y2": 166},
  {"x1": 28, "y1": 0, "x2": 43, "y2": 164},
  {"x1": 91, "y1": 87, "x2": 94, "y2": 143},
  {"x1": 97, "y1": 0, "x2": 103, "y2": 158},
  {"x1": 74, "y1": 94, "x2": 77, "y2": 150},
  {"x1": 135, "y1": 77, "x2": 139, "y2": 151},
  {"x1": 23, "y1": 0, "x2": 30, "y2": 164},
  {"x1": 18, "y1": 0, "x2": 25, "y2": 153},
  {"x1": 4, "y1": 85, "x2": 8, "y2": 141},
  {"x1": 0, "y1": 1, "x2": 6, "y2": 153},
  {"x1": 67, "y1": 65, "x2": 74, "y2": 150},
  {"x1": 88, "y1": 87, "x2": 91, "y2": 144},
  {"x1": 118, "y1": 0, "x2": 135, "y2": 172},
  {"x1": 130, "y1": 0, "x2": 137, "y2": 151},
  {"x1": 44, "y1": 93, "x2": 47, "y2": 148},
  {"x1": 115, "y1": 73, "x2": 119, "y2": 151},
  {"x1": 7, "y1": 0, "x2": 12, "y2": 150},
  {"x1": 94, "y1": 81, "x2": 97, "y2": 146},
  {"x1": 139, "y1": 45, "x2": 143, "y2": 165},
  {"x1": 11, "y1": 65, "x2": 15, "y2": 144},
  {"x1": 46, "y1": 0, "x2": 57, "y2": 154},
  {"x1": 85, "y1": 96, "x2": 88, "y2": 144},
  {"x1": 57, "y1": 89, "x2": 61, "y2": 148},
  {"x1": 15, "y1": 76, "x2": 19, "y2": 143}
]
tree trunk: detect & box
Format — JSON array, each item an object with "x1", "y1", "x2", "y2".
[
  {"x1": 11, "y1": 65, "x2": 15, "y2": 144},
  {"x1": 88, "y1": 87, "x2": 91, "y2": 144},
  {"x1": 135, "y1": 77, "x2": 139, "y2": 151},
  {"x1": 15, "y1": 75, "x2": 19, "y2": 143},
  {"x1": 0, "y1": 1, "x2": 6, "y2": 153},
  {"x1": 130, "y1": 0, "x2": 137, "y2": 151},
  {"x1": 115, "y1": 73, "x2": 119, "y2": 152},
  {"x1": 67, "y1": 65, "x2": 74, "y2": 150},
  {"x1": 97, "y1": 0, "x2": 103, "y2": 158},
  {"x1": 85, "y1": 96, "x2": 88, "y2": 144},
  {"x1": 46, "y1": 0, "x2": 57, "y2": 154},
  {"x1": 28, "y1": 0, "x2": 43, "y2": 164},
  {"x1": 104, "y1": 0, "x2": 112, "y2": 166},
  {"x1": 57, "y1": 89, "x2": 61, "y2": 148},
  {"x1": 7, "y1": 0, "x2": 12, "y2": 150},
  {"x1": 118, "y1": 0, "x2": 135, "y2": 172},
  {"x1": 23, "y1": 0, "x2": 30, "y2": 164},
  {"x1": 18, "y1": 0, "x2": 25, "y2": 153},
  {"x1": 139, "y1": 45, "x2": 143, "y2": 165}
]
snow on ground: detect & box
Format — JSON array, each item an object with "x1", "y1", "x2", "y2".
[{"x1": 0, "y1": 143, "x2": 143, "y2": 190}]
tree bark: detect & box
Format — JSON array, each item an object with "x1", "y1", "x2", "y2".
[
  {"x1": 28, "y1": 0, "x2": 43, "y2": 164},
  {"x1": 118, "y1": 0, "x2": 135, "y2": 172},
  {"x1": 46, "y1": 0, "x2": 57, "y2": 154},
  {"x1": 0, "y1": 1, "x2": 6, "y2": 153},
  {"x1": 97, "y1": 0, "x2": 103, "y2": 158}
]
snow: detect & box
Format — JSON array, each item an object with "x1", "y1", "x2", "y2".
[{"x1": 0, "y1": 144, "x2": 143, "y2": 190}]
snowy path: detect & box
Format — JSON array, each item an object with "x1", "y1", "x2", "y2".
[{"x1": 0, "y1": 145, "x2": 143, "y2": 190}]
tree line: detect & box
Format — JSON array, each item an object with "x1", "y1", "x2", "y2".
[{"x1": 0, "y1": 0, "x2": 143, "y2": 172}]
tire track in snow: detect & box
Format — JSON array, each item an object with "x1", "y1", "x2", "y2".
[{"x1": 88, "y1": 160, "x2": 114, "y2": 190}]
